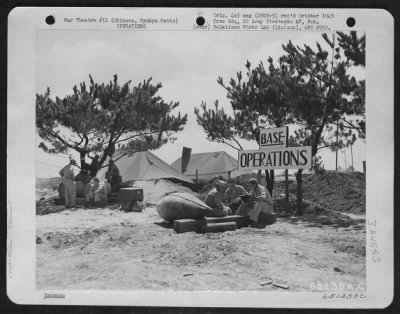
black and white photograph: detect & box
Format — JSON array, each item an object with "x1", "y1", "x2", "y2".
[{"x1": 7, "y1": 7, "x2": 394, "y2": 307}]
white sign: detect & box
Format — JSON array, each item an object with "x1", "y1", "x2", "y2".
[
  {"x1": 259, "y1": 126, "x2": 288, "y2": 148},
  {"x1": 238, "y1": 146, "x2": 312, "y2": 170}
]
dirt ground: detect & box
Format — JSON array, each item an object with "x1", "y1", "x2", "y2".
[{"x1": 36, "y1": 175, "x2": 366, "y2": 291}]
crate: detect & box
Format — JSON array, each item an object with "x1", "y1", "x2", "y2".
[
  {"x1": 174, "y1": 219, "x2": 206, "y2": 233},
  {"x1": 118, "y1": 187, "x2": 144, "y2": 202}
]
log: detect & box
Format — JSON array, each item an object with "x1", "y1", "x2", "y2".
[
  {"x1": 174, "y1": 219, "x2": 205, "y2": 233},
  {"x1": 205, "y1": 215, "x2": 250, "y2": 228},
  {"x1": 203, "y1": 222, "x2": 237, "y2": 233}
]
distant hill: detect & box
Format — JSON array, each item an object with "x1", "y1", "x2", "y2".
[{"x1": 36, "y1": 177, "x2": 62, "y2": 191}]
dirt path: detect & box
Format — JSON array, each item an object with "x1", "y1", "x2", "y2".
[{"x1": 36, "y1": 206, "x2": 365, "y2": 291}]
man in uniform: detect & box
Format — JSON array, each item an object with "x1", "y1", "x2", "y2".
[
  {"x1": 86, "y1": 177, "x2": 108, "y2": 207},
  {"x1": 236, "y1": 178, "x2": 274, "y2": 227},
  {"x1": 59, "y1": 158, "x2": 79, "y2": 209},
  {"x1": 204, "y1": 179, "x2": 232, "y2": 217},
  {"x1": 247, "y1": 178, "x2": 274, "y2": 226},
  {"x1": 224, "y1": 178, "x2": 248, "y2": 213}
]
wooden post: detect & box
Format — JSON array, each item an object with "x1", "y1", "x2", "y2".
[
  {"x1": 195, "y1": 168, "x2": 199, "y2": 186},
  {"x1": 363, "y1": 161, "x2": 366, "y2": 177},
  {"x1": 285, "y1": 169, "x2": 289, "y2": 211},
  {"x1": 228, "y1": 170, "x2": 231, "y2": 179}
]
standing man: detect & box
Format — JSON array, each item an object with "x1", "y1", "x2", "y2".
[
  {"x1": 204, "y1": 179, "x2": 232, "y2": 217},
  {"x1": 59, "y1": 158, "x2": 79, "y2": 209},
  {"x1": 105, "y1": 159, "x2": 121, "y2": 192},
  {"x1": 224, "y1": 178, "x2": 248, "y2": 213}
]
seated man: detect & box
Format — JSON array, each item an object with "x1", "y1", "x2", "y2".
[
  {"x1": 224, "y1": 178, "x2": 248, "y2": 213},
  {"x1": 236, "y1": 178, "x2": 274, "y2": 227},
  {"x1": 86, "y1": 177, "x2": 108, "y2": 207},
  {"x1": 204, "y1": 179, "x2": 232, "y2": 217}
]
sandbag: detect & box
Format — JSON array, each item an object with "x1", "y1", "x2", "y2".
[{"x1": 156, "y1": 192, "x2": 212, "y2": 222}]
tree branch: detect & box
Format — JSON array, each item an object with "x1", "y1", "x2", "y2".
[
  {"x1": 231, "y1": 136, "x2": 243, "y2": 150},
  {"x1": 115, "y1": 130, "x2": 160, "y2": 144},
  {"x1": 339, "y1": 117, "x2": 363, "y2": 130},
  {"x1": 42, "y1": 124, "x2": 82, "y2": 152},
  {"x1": 317, "y1": 145, "x2": 333, "y2": 152},
  {"x1": 220, "y1": 139, "x2": 241, "y2": 151}
]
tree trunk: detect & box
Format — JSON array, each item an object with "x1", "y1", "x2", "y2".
[
  {"x1": 264, "y1": 169, "x2": 275, "y2": 196},
  {"x1": 295, "y1": 169, "x2": 303, "y2": 216},
  {"x1": 79, "y1": 151, "x2": 86, "y2": 170},
  {"x1": 335, "y1": 119, "x2": 339, "y2": 171}
]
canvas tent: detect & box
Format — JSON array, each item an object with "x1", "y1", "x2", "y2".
[
  {"x1": 97, "y1": 151, "x2": 194, "y2": 185},
  {"x1": 171, "y1": 151, "x2": 249, "y2": 181}
]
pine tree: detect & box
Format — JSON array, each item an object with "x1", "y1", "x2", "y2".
[
  {"x1": 279, "y1": 32, "x2": 365, "y2": 214},
  {"x1": 195, "y1": 32, "x2": 365, "y2": 214},
  {"x1": 195, "y1": 58, "x2": 297, "y2": 195},
  {"x1": 36, "y1": 75, "x2": 187, "y2": 174}
]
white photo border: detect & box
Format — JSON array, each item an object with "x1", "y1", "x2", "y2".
[{"x1": 7, "y1": 7, "x2": 394, "y2": 308}]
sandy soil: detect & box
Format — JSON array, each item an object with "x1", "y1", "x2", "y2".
[{"x1": 36, "y1": 178, "x2": 365, "y2": 291}]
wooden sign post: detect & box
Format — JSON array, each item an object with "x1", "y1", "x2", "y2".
[{"x1": 238, "y1": 126, "x2": 312, "y2": 213}]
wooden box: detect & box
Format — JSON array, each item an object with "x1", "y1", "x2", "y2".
[
  {"x1": 118, "y1": 187, "x2": 144, "y2": 202},
  {"x1": 174, "y1": 219, "x2": 206, "y2": 233}
]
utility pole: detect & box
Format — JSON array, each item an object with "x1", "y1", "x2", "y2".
[
  {"x1": 350, "y1": 143, "x2": 354, "y2": 171},
  {"x1": 335, "y1": 119, "x2": 339, "y2": 171}
]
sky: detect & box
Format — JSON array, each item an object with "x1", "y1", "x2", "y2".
[{"x1": 35, "y1": 30, "x2": 365, "y2": 178}]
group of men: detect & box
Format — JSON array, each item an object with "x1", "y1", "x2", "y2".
[
  {"x1": 59, "y1": 155, "x2": 273, "y2": 225},
  {"x1": 58, "y1": 157, "x2": 121, "y2": 209},
  {"x1": 204, "y1": 177, "x2": 274, "y2": 227}
]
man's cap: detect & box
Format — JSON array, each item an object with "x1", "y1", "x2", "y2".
[
  {"x1": 70, "y1": 158, "x2": 77, "y2": 165},
  {"x1": 248, "y1": 178, "x2": 258, "y2": 184},
  {"x1": 215, "y1": 179, "x2": 227, "y2": 187}
]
